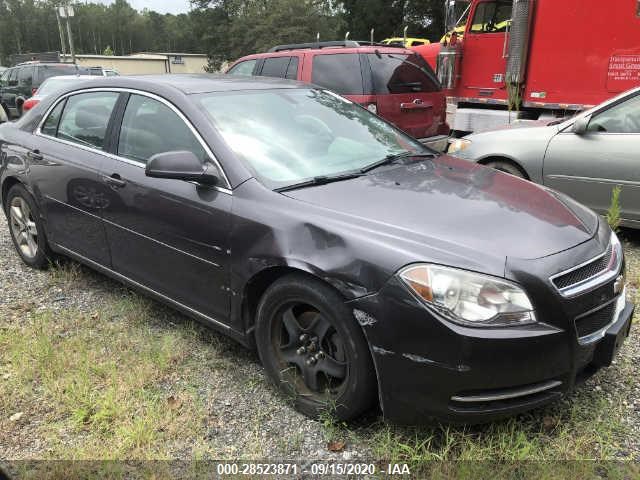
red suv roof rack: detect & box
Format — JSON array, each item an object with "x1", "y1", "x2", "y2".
[{"x1": 268, "y1": 40, "x2": 388, "y2": 52}]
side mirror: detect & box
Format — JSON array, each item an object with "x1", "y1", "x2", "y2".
[
  {"x1": 572, "y1": 115, "x2": 591, "y2": 135},
  {"x1": 145, "y1": 150, "x2": 218, "y2": 186}
]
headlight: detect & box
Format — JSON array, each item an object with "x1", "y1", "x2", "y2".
[
  {"x1": 399, "y1": 264, "x2": 536, "y2": 327},
  {"x1": 447, "y1": 138, "x2": 472, "y2": 155}
]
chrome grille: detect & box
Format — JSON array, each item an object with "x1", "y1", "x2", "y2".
[
  {"x1": 553, "y1": 248, "x2": 612, "y2": 290},
  {"x1": 550, "y1": 235, "x2": 622, "y2": 298},
  {"x1": 575, "y1": 303, "x2": 615, "y2": 339}
]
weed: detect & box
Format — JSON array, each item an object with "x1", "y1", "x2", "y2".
[{"x1": 607, "y1": 186, "x2": 622, "y2": 231}]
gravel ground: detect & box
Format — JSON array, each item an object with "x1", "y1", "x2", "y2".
[{"x1": 0, "y1": 215, "x2": 638, "y2": 461}]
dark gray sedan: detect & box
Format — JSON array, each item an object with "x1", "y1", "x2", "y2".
[
  {"x1": 449, "y1": 87, "x2": 640, "y2": 229},
  {"x1": 0, "y1": 75, "x2": 633, "y2": 424}
]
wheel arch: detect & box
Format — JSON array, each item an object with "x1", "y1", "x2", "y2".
[
  {"x1": 477, "y1": 155, "x2": 530, "y2": 180},
  {"x1": 241, "y1": 265, "x2": 351, "y2": 346},
  {"x1": 1, "y1": 176, "x2": 23, "y2": 207}
]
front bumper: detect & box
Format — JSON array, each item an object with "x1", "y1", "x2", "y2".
[{"x1": 349, "y1": 276, "x2": 634, "y2": 425}]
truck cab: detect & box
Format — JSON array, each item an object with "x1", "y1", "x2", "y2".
[{"x1": 414, "y1": 0, "x2": 640, "y2": 135}]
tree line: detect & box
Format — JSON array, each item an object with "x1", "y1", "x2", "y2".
[{"x1": 0, "y1": 0, "x2": 448, "y2": 68}]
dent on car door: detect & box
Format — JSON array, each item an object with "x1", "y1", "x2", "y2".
[
  {"x1": 543, "y1": 94, "x2": 640, "y2": 225},
  {"x1": 31, "y1": 91, "x2": 120, "y2": 264},
  {"x1": 99, "y1": 92, "x2": 234, "y2": 326}
]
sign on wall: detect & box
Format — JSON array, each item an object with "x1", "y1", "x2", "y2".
[{"x1": 607, "y1": 54, "x2": 640, "y2": 92}]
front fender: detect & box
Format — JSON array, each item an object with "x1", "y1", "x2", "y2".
[{"x1": 456, "y1": 127, "x2": 558, "y2": 184}]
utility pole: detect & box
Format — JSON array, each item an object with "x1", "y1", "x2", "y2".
[
  {"x1": 59, "y1": 5, "x2": 76, "y2": 63},
  {"x1": 55, "y1": 8, "x2": 67, "y2": 57}
]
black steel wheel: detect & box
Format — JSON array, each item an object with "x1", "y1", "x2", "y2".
[{"x1": 255, "y1": 274, "x2": 377, "y2": 420}]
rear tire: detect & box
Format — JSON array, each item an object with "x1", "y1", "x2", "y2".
[
  {"x1": 4, "y1": 184, "x2": 53, "y2": 269},
  {"x1": 484, "y1": 160, "x2": 526, "y2": 179},
  {"x1": 255, "y1": 274, "x2": 377, "y2": 421}
]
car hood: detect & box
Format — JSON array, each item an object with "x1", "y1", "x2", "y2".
[
  {"x1": 282, "y1": 155, "x2": 597, "y2": 262},
  {"x1": 475, "y1": 119, "x2": 558, "y2": 133}
]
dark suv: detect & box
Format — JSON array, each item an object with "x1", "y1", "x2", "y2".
[
  {"x1": 227, "y1": 41, "x2": 450, "y2": 148},
  {"x1": 0, "y1": 62, "x2": 82, "y2": 119}
]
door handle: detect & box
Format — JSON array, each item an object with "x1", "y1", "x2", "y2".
[
  {"x1": 103, "y1": 174, "x2": 127, "y2": 188},
  {"x1": 27, "y1": 149, "x2": 43, "y2": 161},
  {"x1": 400, "y1": 101, "x2": 432, "y2": 111}
]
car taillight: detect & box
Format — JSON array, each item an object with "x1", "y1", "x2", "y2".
[
  {"x1": 366, "y1": 103, "x2": 378, "y2": 115},
  {"x1": 23, "y1": 99, "x2": 39, "y2": 112}
]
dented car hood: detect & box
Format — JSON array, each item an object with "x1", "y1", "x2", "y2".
[{"x1": 282, "y1": 155, "x2": 598, "y2": 262}]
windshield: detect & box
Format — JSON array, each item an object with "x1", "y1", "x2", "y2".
[{"x1": 196, "y1": 88, "x2": 431, "y2": 188}]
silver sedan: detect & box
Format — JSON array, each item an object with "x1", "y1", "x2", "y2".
[{"x1": 449, "y1": 87, "x2": 640, "y2": 229}]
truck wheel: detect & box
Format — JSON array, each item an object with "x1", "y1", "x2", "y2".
[
  {"x1": 255, "y1": 274, "x2": 377, "y2": 421},
  {"x1": 484, "y1": 160, "x2": 527, "y2": 179}
]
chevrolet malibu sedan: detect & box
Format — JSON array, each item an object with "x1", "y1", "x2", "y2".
[
  {"x1": 448, "y1": 87, "x2": 640, "y2": 229},
  {"x1": 0, "y1": 75, "x2": 634, "y2": 424}
]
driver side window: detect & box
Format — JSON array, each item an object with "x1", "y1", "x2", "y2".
[
  {"x1": 587, "y1": 94, "x2": 640, "y2": 134},
  {"x1": 118, "y1": 94, "x2": 206, "y2": 164},
  {"x1": 470, "y1": 1, "x2": 512, "y2": 34},
  {"x1": 228, "y1": 60, "x2": 257, "y2": 76}
]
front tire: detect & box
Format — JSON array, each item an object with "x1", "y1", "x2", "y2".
[
  {"x1": 255, "y1": 274, "x2": 377, "y2": 421},
  {"x1": 4, "y1": 184, "x2": 53, "y2": 269}
]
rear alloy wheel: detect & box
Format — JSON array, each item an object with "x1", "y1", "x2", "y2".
[
  {"x1": 5, "y1": 184, "x2": 52, "y2": 269},
  {"x1": 484, "y1": 160, "x2": 526, "y2": 179},
  {"x1": 255, "y1": 275, "x2": 376, "y2": 420}
]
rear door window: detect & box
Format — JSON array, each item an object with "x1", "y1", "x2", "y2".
[
  {"x1": 285, "y1": 57, "x2": 299, "y2": 80},
  {"x1": 8, "y1": 68, "x2": 18, "y2": 86},
  {"x1": 18, "y1": 66, "x2": 34, "y2": 87},
  {"x1": 311, "y1": 54, "x2": 364, "y2": 95},
  {"x1": 227, "y1": 59, "x2": 257, "y2": 76},
  {"x1": 260, "y1": 56, "x2": 292, "y2": 78},
  {"x1": 56, "y1": 91, "x2": 119, "y2": 149},
  {"x1": 367, "y1": 53, "x2": 440, "y2": 94}
]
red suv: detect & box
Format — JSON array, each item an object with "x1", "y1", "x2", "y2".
[{"x1": 227, "y1": 41, "x2": 450, "y2": 148}]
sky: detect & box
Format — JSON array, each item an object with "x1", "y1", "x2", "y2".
[{"x1": 96, "y1": 0, "x2": 192, "y2": 15}]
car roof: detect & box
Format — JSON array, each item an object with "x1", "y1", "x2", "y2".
[
  {"x1": 49, "y1": 73, "x2": 309, "y2": 96},
  {"x1": 15, "y1": 62, "x2": 78, "y2": 68}
]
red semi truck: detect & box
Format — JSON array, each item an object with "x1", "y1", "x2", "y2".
[{"x1": 414, "y1": 0, "x2": 640, "y2": 134}]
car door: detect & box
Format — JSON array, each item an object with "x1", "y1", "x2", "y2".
[
  {"x1": 99, "y1": 92, "x2": 233, "y2": 324},
  {"x1": 543, "y1": 92, "x2": 640, "y2": 225},
  {"x1": 32, "y1": 90, "x2": 120, "y2": 264},
  {"x1": 365, "y1": 52, "x2": 442, "y2": 139},
  {"x1": 458, "y1": 0, "x2": 512, "y2": 101}
]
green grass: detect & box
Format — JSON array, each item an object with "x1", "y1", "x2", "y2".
[{"x1": 0, "y1": 294, "x2": 212, "y2": 461}]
